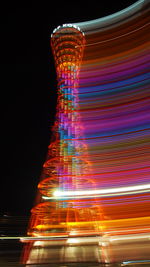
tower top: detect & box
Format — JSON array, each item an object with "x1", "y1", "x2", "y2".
[
  {"x1": 51, "y1": 24, "x2": 85, "y2": 69},
  {"x1": 51, "y1": 24, "x2": 85, "y2": 38}
]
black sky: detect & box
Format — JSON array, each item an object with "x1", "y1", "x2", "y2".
[{"x1": 1, "y1": 1, "x2": 137, "y2": 215}]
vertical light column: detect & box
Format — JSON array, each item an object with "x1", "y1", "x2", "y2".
[{"x1": 51, "y1": 24, "x2": 86, "y2": 192}]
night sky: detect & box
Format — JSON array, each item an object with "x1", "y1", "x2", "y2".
[{"x1": 1, "y1": 1, "x2": 137, "y2": 215}]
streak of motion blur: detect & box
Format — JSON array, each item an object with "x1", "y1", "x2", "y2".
[{"x1": 22, "y1": 0, "x2": 150, "y2": 265}]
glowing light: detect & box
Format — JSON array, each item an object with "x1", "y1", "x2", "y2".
[
  {"x1": 54, "y1": 183, "x2": 150, "y2": 197},
  {"x1": 67, "y1": 238, "x2": 79, "y2": 244}
]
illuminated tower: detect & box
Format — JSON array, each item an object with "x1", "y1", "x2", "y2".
[
  {"x1": 25, "y1": 25, "x2": 83, "y2": 234},
  {"x1": 50, "y1": 24, "x2": 87, "y2": 193},
  {"x1": 22, "y1": 24, "x2": 103, "y2": 265},
  {"x1": 49, "y1": 24, "x2": 103, "y2": 232},
  {"x1": 26, "y1": 24, "x2": 90, "y2": 237}
]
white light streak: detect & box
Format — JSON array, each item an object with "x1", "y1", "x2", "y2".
[{"x1": 53, "y1": 183, "x2": 150, "y2": 198}]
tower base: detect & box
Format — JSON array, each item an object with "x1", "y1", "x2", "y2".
[{"x1": 24, "y1": 236, "x2": 101, "y2": 265}]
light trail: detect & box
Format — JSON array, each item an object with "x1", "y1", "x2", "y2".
[
  {"x1": 75, "y1": 22, "x2": 150, "y2": 48},
  {"x1": 44, "y1": 183, "x2": 150, "y2": 199}
]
